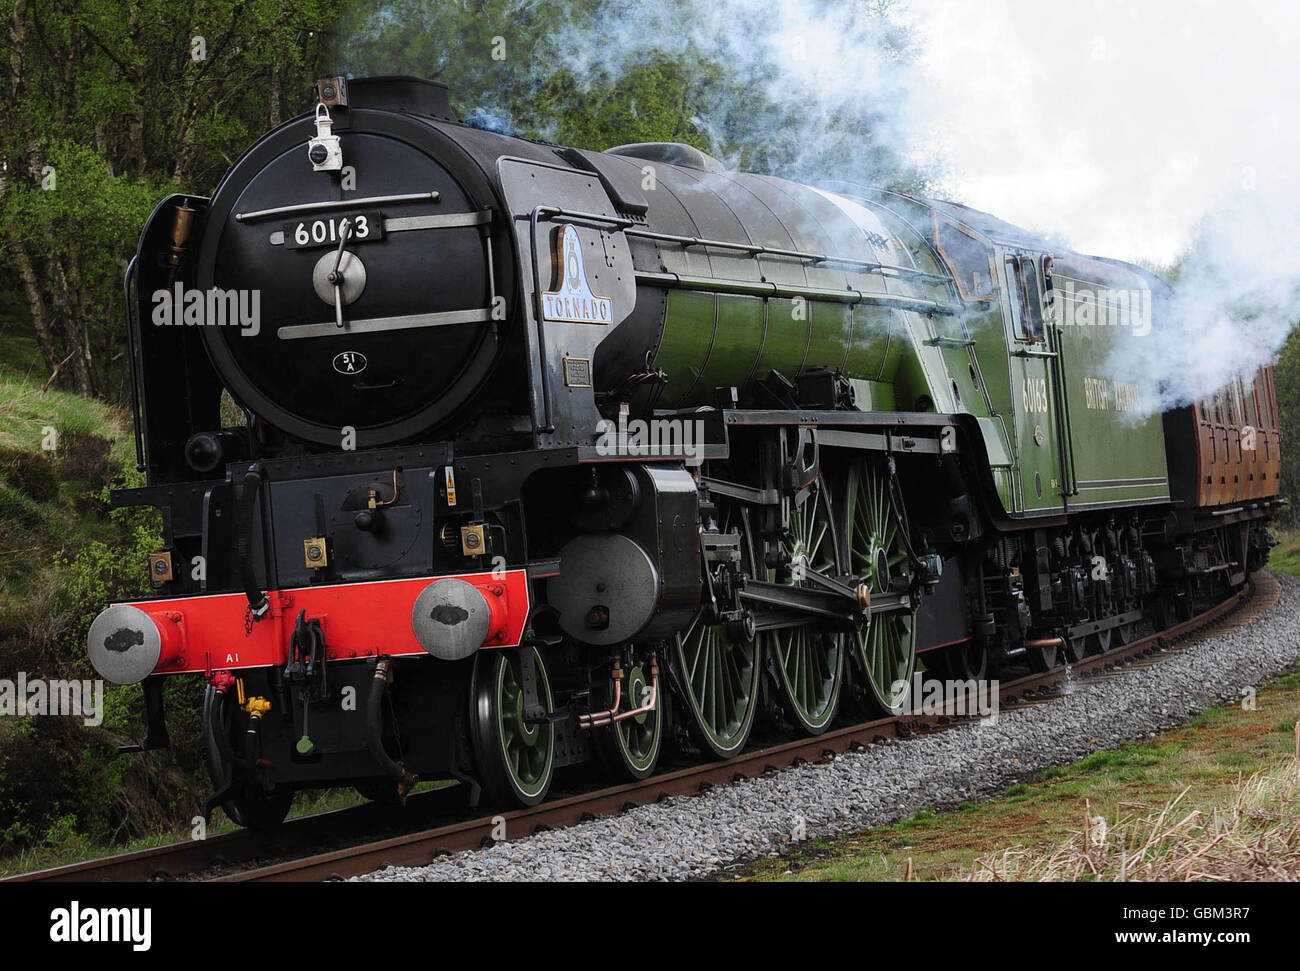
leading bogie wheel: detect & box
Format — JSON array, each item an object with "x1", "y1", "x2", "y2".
[
  {"x1": 924, "y1": 636, "x2": 988, "y2": 682},
  {"x1": 202, "y1": 686, "x2": 295, "y2": 830},
  {"x1": 471, "y1": 645, "x2": 556, "y2": 807},
  {"x1": 593, "y1": 653, "x2": 664, "y2": 781},
  {"x1": 225, "y1": 787, "x2": 295, "y2": 830}
]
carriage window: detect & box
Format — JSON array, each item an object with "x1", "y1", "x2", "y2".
[{"x1": 1010, "y1": 256, "x2": 1045, "y2": 341}]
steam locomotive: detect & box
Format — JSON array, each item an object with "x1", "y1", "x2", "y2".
[{"x1": 87, "y1": 76, "x2": 1282, "y2": 825}]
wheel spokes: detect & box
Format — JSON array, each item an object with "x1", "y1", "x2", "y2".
[
  {"x1": 613, "y1": 664, "x2": 659, "y2": 768},
  {"x1": 769, "y1": 478, "x2": 843, "y2": 732},
  {"x1": 848, "y1": 459, "x2": 916, "y2": 713},
  {"x1": 675, "y1": 504, "x2": 759, "y2": 755},
  {"x1": 491, "y1": 648, "x2": 554, "y2": 797}
]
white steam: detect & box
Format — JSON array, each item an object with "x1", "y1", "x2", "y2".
[
  {"x1": 335, "y1": 0, "x2": 1300, "y2": 412},
  {"x1": 1109, "y1": 192, "x2": 1300, "y2": 413},
  {"x1": 907, "y1": 0, "x2": 1300, "y2": 412},
  {"x1": 541, "y1": 0, "x2": 935, "y2": 181}
]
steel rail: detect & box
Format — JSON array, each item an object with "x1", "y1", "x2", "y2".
[
  {"x1": 5, "y1": 573, "x2": 1271, "y2": 884},
  {"x1": 218, "y1": 575, "x2": 1268, "y2": 882}
]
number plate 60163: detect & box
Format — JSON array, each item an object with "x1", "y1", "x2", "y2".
[{"x1": 284, "y1": 212, "x2": 384, "y2": 249}]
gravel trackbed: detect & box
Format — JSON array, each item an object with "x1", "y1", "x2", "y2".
[{"x1": 356, "y1": 573, "x2": 1298, "y2": 882}]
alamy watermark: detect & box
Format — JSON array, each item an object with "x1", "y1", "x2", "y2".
[
  {"x1": 1057, "y1": 281, "x2": 1151, "y2": 337},
  {"x1": 895, "y1": 674, "x2": 1000, "y2": 723},
  {"x1": 594, "y1": 414, "x2": 707, "y2": 466},
  {"x1": 151, "y1": 284, "x2": 261, "y2": 337},
  {"x1": 49, "y1": 901, "x2": 150, "y2": 951},
  {"x1": 0, "y1": 673, "x2": 103, "y2": 726}
]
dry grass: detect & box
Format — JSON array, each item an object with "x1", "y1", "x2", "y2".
[
  {"x1": 0, "y1": 372, "x2": 129, "y2": 457},
  {"x1": 735, "y1": 666, "x2": 1300, "y2": 883},
  {"x1": 967, "y1": 724, "x2": 1300, "y2": 882}
]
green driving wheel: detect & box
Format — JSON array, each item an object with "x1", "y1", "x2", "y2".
[
  {"x1": 673, "y1": 505, "x2": 761, "y2": 759},
  {"x1": 766, "y1": 478, "x2": 844, "y2": 735},
  {"x1": 846, "y1": 458, "x2": 917, "y2": 715},
  {"x1": 471, "y1": 645, "x2": 555, "y2": 806}
]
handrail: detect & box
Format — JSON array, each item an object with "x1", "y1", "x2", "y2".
[
  {"x1": 122, "y1": 254, "x2": 145, "y2": 472},
  {"x1": 516, "y1": 206, "x2": 957, "y2": 291}
]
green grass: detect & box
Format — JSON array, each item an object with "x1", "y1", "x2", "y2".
[
  {"x1": 735, "y1": 664, "x2": 1300, "y2": 882},
  {"x1": 0, "y1": 787, "x2": 362, "y2": 877},
  {"x1": 0, "y1": 372, "x2": 131, "y2": 462},
  {"x1": 1270, "y1": 527, "x2": 1300, "y2": 576},
  {"x1": 0, "y1": 370, "x2": 138, "y2": 594}
]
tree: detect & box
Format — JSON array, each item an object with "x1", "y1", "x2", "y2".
[
  {"x1": 2, "y1": 0, "x2": 933, "y2": 398},
  {"x1": 1275, "y1": 327, "x2": 1300, "y2": 524},
  {"x1": 0, "y1": 0, "x2": 343, "y2": 396},
  {"x1": 329, "y1": 0, "x2": 932, "y2": 187}
]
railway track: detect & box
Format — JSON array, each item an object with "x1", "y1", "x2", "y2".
[{"x1": 6, "y1": 573, "x2": 1276, "y2": 884}]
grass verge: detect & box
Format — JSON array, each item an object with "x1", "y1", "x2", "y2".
[
  {"x1": 733, "y1": 663, "x2": 1300, "y2": 882},
  {"x1": 1269, "y1": 526, "x2": 1300, "y2": 576}
]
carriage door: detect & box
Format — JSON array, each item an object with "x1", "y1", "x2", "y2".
[{"x1": 1001, "y1": 248, "x2": 1065, "y2": 515}]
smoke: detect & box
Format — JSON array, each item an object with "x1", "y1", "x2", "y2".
[
  {"x1": 907, "y1": 0, "x2": 1300, "y2": 414},
  {"x1": 332, "y1": 0, "x2": 942, "y2": 188},
  {"x1": 463, "y1": 106, "x2": 515, "y2": 135},
  {"x1": 541, "y1": 0, "x2": 937, "y2": 183},
  {"x1": 332, "y1": 0, "x2": 1300, "y2": 413},
  {"x1": 1108, "y1": 191, "x2": 1300, "y2": 414}
]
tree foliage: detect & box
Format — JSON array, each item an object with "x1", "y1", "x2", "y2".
[
  {"x1": 1, "y1": 0, "x2": 929, "y2": 398},
  {"x1": 1275, "y1": 328, "x2": 1300, "y2": 522},
  {"x1": 330, "y1": 0, "x2": 930, "y2": 186},
  {"x1": 0, "y1": 0, "x2": 343, "y2": 395}
]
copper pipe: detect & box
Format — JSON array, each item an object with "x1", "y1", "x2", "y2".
[
  {"x1": 377, "y1": 468, "x2": 401, "y2": 506},
  {"x1": 577, "y1": 677, "x2": 621, "y2": 729},
  {"x1": 605, "y1": 654, "x2": 660, "y2": 726},
  {"x1": 610, "y1": 673, "x2": 658, "y2": 724},
  {"x1": 610, "y1": 652, "x2": 659, "y2": 724},
  {"x1": 581, "y1": 656, "x2": 661, "y2": 729},
  {"x1": 1025, "y1": 636, "x2": 1065, "y2": 649},
  {"x1": 578, "y1": 659, "x2": 625, "y2": 729}
]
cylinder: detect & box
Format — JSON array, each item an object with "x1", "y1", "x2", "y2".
[{"x1": 547, "y1": 534, "x2": 660, "y2": 646}]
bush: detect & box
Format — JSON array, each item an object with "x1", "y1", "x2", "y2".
[
  {"x1": 0, "y1": 447, "x2": 57, "y2": 502},
  {"x1": 0, "y1": 718, "x2": 131, "y2": 850},
  {"x1": 0, "y1": 483, "x2": 46, "y2": 532},
  {"x1": 57, "y1": 431, "x2": 117, "y2": 486},
  {"x1": 53, "y1": 505, "x2": 159, "y2": 658}
]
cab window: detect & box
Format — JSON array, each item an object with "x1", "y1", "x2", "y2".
[{"x1": 1010, "y1": 255, "x2": 1045, "y2": 341}]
